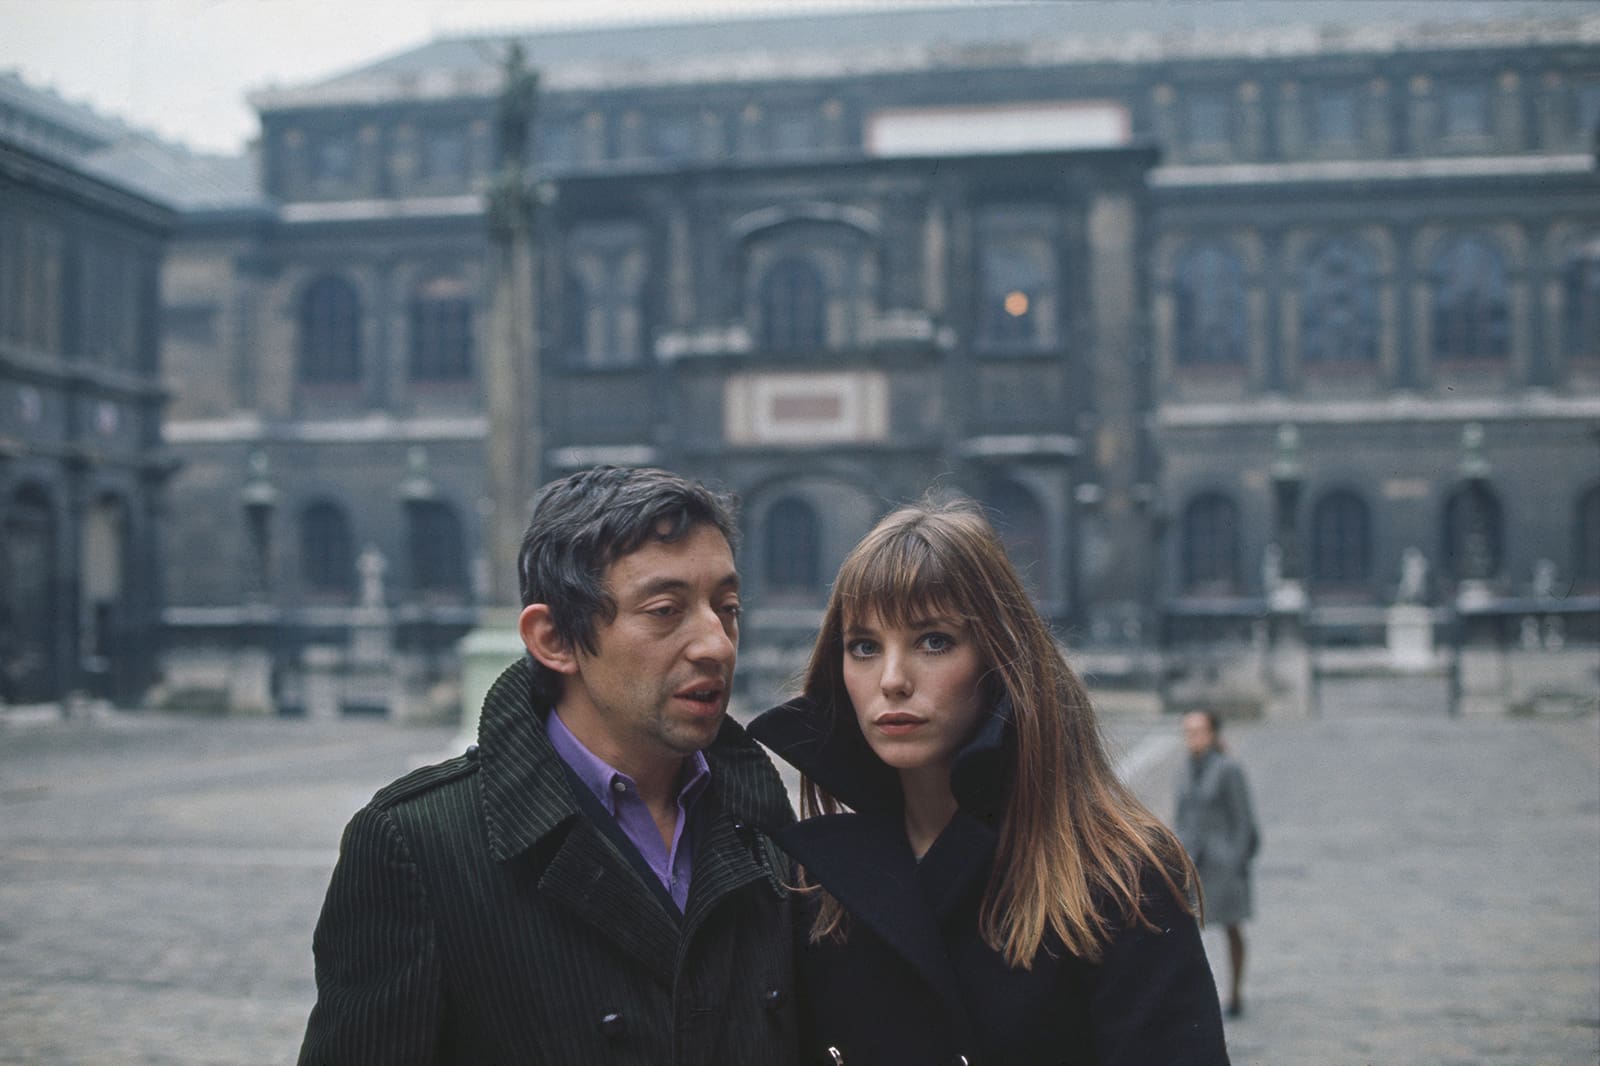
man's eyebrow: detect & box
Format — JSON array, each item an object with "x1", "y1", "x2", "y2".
[{"x1": 627, "y1": 572, "x2": 740, "y2": 599}]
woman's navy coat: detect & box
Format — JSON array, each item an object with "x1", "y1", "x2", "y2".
[{"x1": 750, "y1": 696, "x2": 1229, "y2": 1066}]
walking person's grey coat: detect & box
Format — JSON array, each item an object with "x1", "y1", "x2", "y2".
[{"x1": 1174, "y1": 746, "x2": 1259, "y2": 926}]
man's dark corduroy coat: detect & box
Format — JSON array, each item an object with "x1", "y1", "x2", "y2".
[{"x1": 298, "y1": 657, "x2": 800, "y2": 1066}]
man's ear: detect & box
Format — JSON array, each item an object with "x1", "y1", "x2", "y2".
[{"x1": 520, "y1": 604, "x2": 579, "y2": 676}]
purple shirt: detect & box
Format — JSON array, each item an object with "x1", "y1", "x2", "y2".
[{"x1": 545, "y1": 710, "x2": 710, "y2": 912}]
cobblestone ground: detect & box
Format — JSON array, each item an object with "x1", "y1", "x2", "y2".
[{"x1": 2, "y1": 699, "x2": 1596, "y2": 1065}]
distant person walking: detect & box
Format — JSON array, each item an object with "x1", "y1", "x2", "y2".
[{"x1": 1175, "y1": 710, "x2": 1260, "y2": 1019}]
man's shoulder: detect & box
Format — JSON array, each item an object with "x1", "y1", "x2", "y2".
[
  {"x1": 368, "y1": 749, "x2": 482, "y2": 814},
  {"x1": 708, "y1": 716, "x2": 796, "y2": 830}
]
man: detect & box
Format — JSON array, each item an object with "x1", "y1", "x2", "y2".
[
  {"x1": 1174, "y1": 710, "x2": 1260, "y2": 1019},
  {"x1": 299, "y1": 466, "x2": 798, "y2": 1066}
]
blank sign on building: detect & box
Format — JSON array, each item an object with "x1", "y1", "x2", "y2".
[{"x1": 866, "y1": 101, "x2": 1131, "y2": 157}]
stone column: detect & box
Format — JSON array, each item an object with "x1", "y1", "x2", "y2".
[{"x1": 459, "y1": 47, "x2": 543, "y2": 746}]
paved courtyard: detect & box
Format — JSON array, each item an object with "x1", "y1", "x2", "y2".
[{"x1": 1, "y1": 694, "x2": 1596, "y2": 1065}]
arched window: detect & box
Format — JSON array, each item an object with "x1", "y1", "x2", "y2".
[
  {"x1": 564, "y1": 228, "x2": 649, "y2": 369},
  {"x1": 1182, "y1": 492, "x2": 1241, "y2": 595},
  {"x1": 1431, "y1": 236, "x2": 1509, "y2": 362},
  {"x1": 301, "y1": 500, "x2": 354, "y2": 595},
  {"x1": 981, "y1": 478, "x2": 1048, "y2": 595},
  {"x1": 1301, "y1": 240, "x2": 1379, "y2": 365},
  {"x1": 1, "y1": 485, "x2": 60, "y2": 702},
  {"x1": 1441, "y1": 482, "x2": 1503, "y2": 581},
  {"x1": 1309, "y1": 489, "x2": 1372, "y2": 588},
  {"x1": 409, "y1": 275, "x2": 472, "y2": 382},
  {"x1": 759, "y1": 257, "x2": 826, "y2": 352},
  {"x1": 765, "y1": 496, "x2": 820, "y2": 594},
  {"x1": 1562, "y1": 241, "x2": 1600, "y2": 359},
  {"x1": 298, "y1": 274, "x2": 362, "y2": 384},
  {"x1": 1574, "y1": 485, "x2": 1600, "y2": 590},
  {"x1": 1175, "y1": 243, "x2": 1247, "y2": 368},
  {"x1": 979, "y1": 239, "x2": 1053, "y2": 350},
  {"x1": 406, "y1": 501, "x2": 467, "y2": 598}
]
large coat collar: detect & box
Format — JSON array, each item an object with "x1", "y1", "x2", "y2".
[
  {"x1": 748, "y1": 694, "x2": 1018, "y2": 1037},
  {"x1": 473, "y1": 657, "x2": 794, "y2": 983},
  {"x1": 476, "y1": 656, "x2": 794, "y2": 864}
]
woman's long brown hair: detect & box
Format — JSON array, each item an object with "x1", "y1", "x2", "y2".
[{"x1": 798, "y1": 494, "x2": 1198, "y2": 967}]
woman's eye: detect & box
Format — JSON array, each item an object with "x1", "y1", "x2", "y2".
[
  {"x1": 845, "y1": 639, "x2": 878, "y2": 658},
  {"x1": 920, "y1": 632, "x2": 955, "y2": 653}
]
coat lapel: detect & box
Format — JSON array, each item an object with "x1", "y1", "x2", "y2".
[
  {"x1": 779, "y1": 811, "x2": 977, "y2": 1040},
  {"x1": 475, "y1": 658, "x2": 681, "y2": 984}
]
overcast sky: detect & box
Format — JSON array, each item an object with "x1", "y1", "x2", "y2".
[{"x1": 0, "y1": 0, "x2": 904, "y2": 155}]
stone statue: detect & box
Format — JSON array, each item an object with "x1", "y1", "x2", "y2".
[
  {"x1": 1397, "y1": 547, "x2": 1428, "y2": 604},
  {"x1": 1532, "y1": 558, "x2": 1557, "y2": 599},
  {"x1": 1261, "y1": 542, "x2": 1283, "y2": 595},
  {"x1": 495, "y1": 42, "x2": 538, "y2": 175},
  {"x1": 357, "y1": 545, "x2": 388, "y2": 609}
]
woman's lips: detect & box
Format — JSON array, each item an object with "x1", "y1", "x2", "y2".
[{"x1": 873, "y1": 712, "x2": 926, "y2": 736}]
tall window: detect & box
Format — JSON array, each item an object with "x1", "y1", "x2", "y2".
[
  {"x1": 298, "y1": 275, "x2": 362, "y2": 384},
  {"x1": 1574, "y1": 485, "x2": 1600, "y2": 591},
  {"x1": 765, "y1": 496, "x2": 820, "y2": 594},
  {"x1": 1175, "y1": 243, "x2": 1247, "y2": 369},
  {"x1": 1309, "y1": 490, "x2": 1372, "y2": 588},
  {"x1": 301, "y1": 501, "x2": 354, "y2": 595},
  {"x1": 1442, "y1": 483, "x2": 1502, "y2": 581},
  {"x1": 1184, "y1": 91, "x2": 1233, "y2": 150},
  {"x1": 982, "y1": 479, "x2": 1048, "y2": 595},
  {"x1": 1, "y1": 485, "x2": 59, "y2": 702},
  {"x1": 1310, "y1": 85, "x2": 1360, "y2": 144},
  {"x1": 407, "y1": 501, "x2": 467, "y2": 598},
  {"x1": 1440, "y1": 82, "x2": 1490, "y2": 140},
  {"x1": 1431, "y1": 236, "x2": 1509, "y2": 362},
  {"x1": 979, "y1": 237, "x2": 1054, "y2": 350},
  {"x1": 409, "y1": 275, "x2": 472, "y2": 382},
  {"x1": 1182, "y1": 493, "x2": 1241, "y2": 595},
  {"x1": 760, "y1": 257, "x2": 826, "y2": 351},
  {"x1": 564, "y1": 226, "x2": 649, "y2": 368},
  {"x1": 1563, "y1": 242, "x2": 1600, "y2": 359},
  {"x1": 1301, "y1": 239, "x2": 1379, "y2": 366}
]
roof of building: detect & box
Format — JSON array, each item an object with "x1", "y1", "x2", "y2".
[
  {"x1": 0, "y1": 69, "x2": 263, "y2": 212},
  {"x1": 252, "y1": 1, "x2": 1596, "y2": 110}
]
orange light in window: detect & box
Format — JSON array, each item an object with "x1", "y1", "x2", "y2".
[{"x1": 1004, "y1": 291, "x2": 1030, "y2": 317}]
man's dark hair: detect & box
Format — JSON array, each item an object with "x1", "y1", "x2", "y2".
[{"x1": 518, "y1": 466, "x2": 739, "y2": 702}]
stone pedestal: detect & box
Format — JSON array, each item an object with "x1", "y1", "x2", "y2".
[
  {"x1": 457, "y1": 607, "x2": 524, "y2": 749},
  {"x1": 1263, "y1": 611, "x2": 1312, "y2": 718},
  {"x1": 1386, "y1": 605, "x2": 1435, "y2": 672}
]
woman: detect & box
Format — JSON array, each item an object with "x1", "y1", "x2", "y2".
[
  {"x1": 750, "y1": 496, "x2": 1228, "y2": 1066},
  {"x1": 1174, "y1": 710, "x2": 1260, "y2": 1019}
]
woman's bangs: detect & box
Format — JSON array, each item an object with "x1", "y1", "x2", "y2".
[{"x1": 838, "y1": 529, "x2": 963, "y2": 630}]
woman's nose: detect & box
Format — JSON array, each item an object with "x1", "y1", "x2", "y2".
[{"x1": 880, "y1": 651, "x2": 912, "y2": 695}]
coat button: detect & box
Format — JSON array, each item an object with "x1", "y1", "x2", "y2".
[
  {"x1": 599, "y1": 1011, "x2": 625, "y2": 1039},
  {"x1": 464, "y1": 743, "x2": 479, "y2": 758},
  {"x1": 763, "y1": 987, "x2": 785, "y2": 1011},
  {"x1": 825, "y1": 1049, "x2": 844, "y2": 1066}
]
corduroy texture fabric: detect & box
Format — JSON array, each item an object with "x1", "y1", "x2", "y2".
[{"x1": 298, "y1": 657, "x2": 799, "y2": 1066}]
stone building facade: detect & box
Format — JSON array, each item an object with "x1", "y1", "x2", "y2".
[
  {"x1": 155, "y1": 2, "x2": 1600, "y2": 715},
  {"x1": 0, "y1": 75, "x2": 176, "y2": 706}
]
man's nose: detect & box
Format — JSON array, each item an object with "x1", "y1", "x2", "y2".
[{"x1": 686, "y1": 602, "x2": 737, "y2": 663}]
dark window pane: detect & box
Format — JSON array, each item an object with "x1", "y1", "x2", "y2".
[
  {"x1": 1431, "y1": 236, "x2": 1509, "y2": 361},
  {"x1": 1311, "y1": 86, "x2": 1359, "y2": 143},
  {"x1": 1310, "y1": 490, "x2": 1372, "y2": 586},
  {"x1": 298, "y1": 275, "x2": 362, "y2": 384},
  {"x1": 409, "y1": 276, "x2": 472, "y2": 382},
  {"x1": 302, "y1": 502, "x2": 354, "y2": 593},
  {"x1": 760, "y1": 257, "x2": 826, "y2": 351},
  {"x1": 1301, "y1": 240, "x2": 1379, "y2": 364},
  {"x1": 1563, "y1": 244, "x2": 1600, "y2": 357},
  {"x1": 1185, "y1": 92, "x2": 1232, "y2": 148},
  {"x1": 1442, "y1": 483, "x2": 1502, "y2": 580},
  {"x1": 1183, "y1": 493, "x2": 1240, "y2": 594},
  {"x1": 1576, "y1": 486, "x2": 1600, "y2": 588},
  {"x1": 1441, "y1": 82, "x2": 1490, "y2": 139},
  {"x1": 407, "y1": 501, "x2": 467, "y2": 596},
  {"x1": 1176, "y1": 244, "x2": 1247, "y2": 367},
  {"x1": 980, "y1": 242, "x2": 1050, "y2": 349},
  {"x1": 765, "y1": 497, "x2": 820, "y2": 592}
]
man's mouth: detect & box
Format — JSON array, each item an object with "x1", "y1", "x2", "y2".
[{"x1": 675, "y1": 683, "x2": 725, "y2": 707}]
